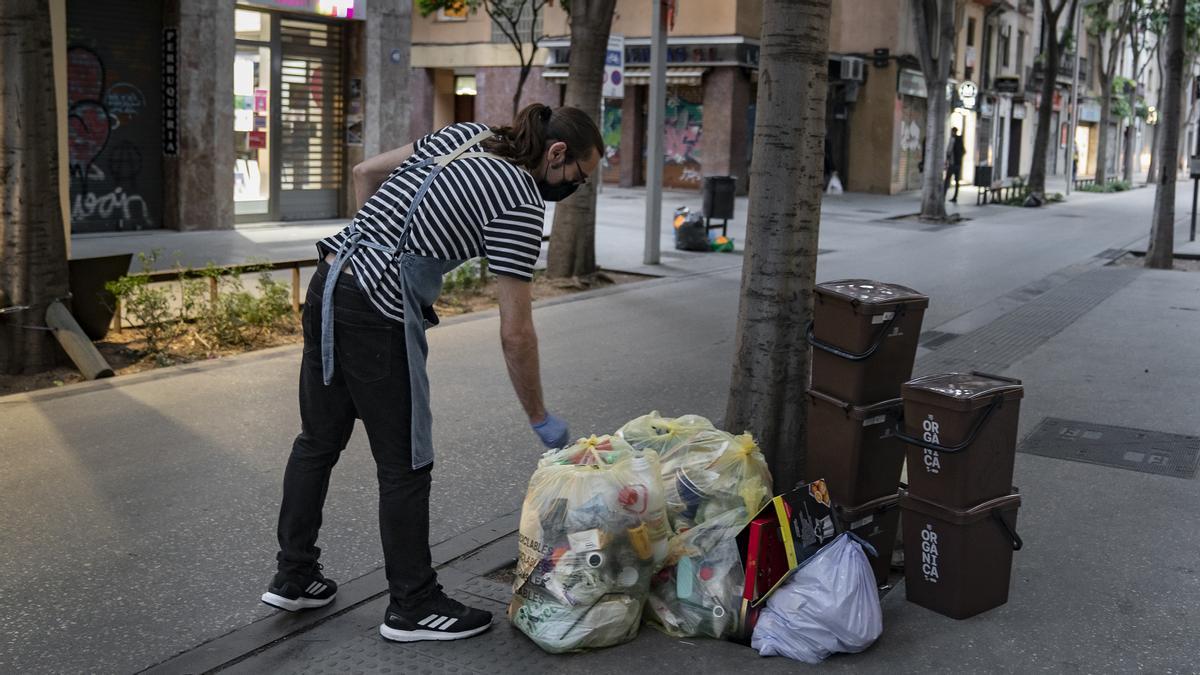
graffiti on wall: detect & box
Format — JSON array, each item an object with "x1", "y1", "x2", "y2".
[
  {"x1": 67, "y1": 45, "x2": 153, "y2": 230},
  {"x1": 602, "y1": 104, "x2": 621, "y2": 180},
  {"x1": 664, "y1": 94, "x2": 702, "y2": 165}
]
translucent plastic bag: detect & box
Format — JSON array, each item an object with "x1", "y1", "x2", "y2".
[
  {"x1": 617, "y1": 411, "x2": 716, "y2": 457},
  {"x1": 510, "y1": 436, "x2": 672, "y2": 653},
  {"x1": 645, "y1": 508, "x2": 747, "y2": 639},
  {"x1": 659, "y1": 430, "x2": 772, "y2": 533},
  {"x1": 750, "y1": 533, "x2": 883, "y2": 664}
]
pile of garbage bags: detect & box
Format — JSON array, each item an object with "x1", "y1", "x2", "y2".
[
  {"x1": 510, "y1": 414, "x2": 772, "y2": 652},
  {"x1": 508, "y1": 411, "x2": 882, "y2": 662}
]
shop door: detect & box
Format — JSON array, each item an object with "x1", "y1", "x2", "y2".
[{"x1": 279, "y1": 18, "x2": 344, "y2": 220}]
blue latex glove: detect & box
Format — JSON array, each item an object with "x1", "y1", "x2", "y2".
[{"x1": 532, "y1": 412, "x2": 571, "y2": 449}]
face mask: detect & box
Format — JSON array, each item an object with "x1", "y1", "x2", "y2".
[{"x1": 536, "y1": 160, "x2": 583, "y2": 202}]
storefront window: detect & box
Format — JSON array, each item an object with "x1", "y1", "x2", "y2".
[
  {"x1": 234, "y1": 40, "x2": 272, "y2": 216},
  {"x1": 235, "y1": 9, "x2": 271, "y2": 41}
]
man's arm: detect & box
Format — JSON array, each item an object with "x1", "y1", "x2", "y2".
[
  {"x1": 352, "y1": 142, "x2": 414, "y2": 210},
  {"x1": 496, "y1": 274, "x2": 546, "y2": 424}
]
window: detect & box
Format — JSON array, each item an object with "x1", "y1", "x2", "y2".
[
  {"x1": 1000, "y1": 29, "x2": 1011, "y2": 69},
  {"x1": 1017, "y1": 30, "x2": 1026, "y2": 72},
  {"x1": 967, "y1": 18, "x2": 976, "y2": 47}
]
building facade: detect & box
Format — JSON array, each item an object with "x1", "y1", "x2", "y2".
[{"x1": 408, "y1": 1, "x2": 763, "y2": 194}]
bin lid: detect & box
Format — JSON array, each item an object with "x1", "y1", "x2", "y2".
[
  {"x1": 807, "y1": 388, "x2": 902, "y2": 420},
  {"x1": 903, "y1": 372, "x2": 1024, "y2": 409},
  {"x1": 815, "y1": 280, "x2": 929, "y2": 309}
]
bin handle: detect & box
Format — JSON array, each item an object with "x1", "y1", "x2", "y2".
[
  {"x1": 991, "y1": 510, "x2": 1023, "y2": 551},
  {"x1": 893, "y1": 396, "x2": 1003, "y2": 454},
  {"x1": 805, "y1": 306, "x2": 904, "y2": 362}
]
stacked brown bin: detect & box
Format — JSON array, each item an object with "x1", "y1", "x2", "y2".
[
  {"x1": 897, "y1": 372, "x2": 1026, "y2": 619},
  {"x1": 805, "y1": 280, "x2": 929, "y2": 587}
]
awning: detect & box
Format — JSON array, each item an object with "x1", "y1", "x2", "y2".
[{"x1": 542, "y1": 67, "x2": 708, "y2": 87}]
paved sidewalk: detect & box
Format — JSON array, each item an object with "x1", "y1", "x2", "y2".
[{"x1": 5, "y1": 183, "x2": 1197, "y2": 673}]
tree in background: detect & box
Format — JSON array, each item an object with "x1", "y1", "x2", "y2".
[
  {"x1": 724, "y1": 0, "x2": 830, "y2": 490},
  {"x1": 1086, "y1": 0, "x2": 1133, "y2": 185},
  {"x1": 1145, "y1": 0, "x2": 1200, "y2": 183},
  {"x1": 0, "y1": 0, "x2": 70, "y2": 375},
  {"x1": 1145, "y1": 0, "x2": 1186, "y2": 268},
  {"x1": 544, "y1": 0, "x2": 617, "y2": 280},
  {"x1": 911, "y1": 0, "x2": 962, "y2": 221},
  {"x1": 1027, "y1": 0, "x2": 1080, "y2": 205},
  {"x1": 416, "y1": 0, "x2": 552, "y2": 120}
]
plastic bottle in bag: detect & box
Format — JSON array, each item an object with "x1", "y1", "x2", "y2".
[{"x1": 625, "y1": 453, "x2": 672, "y2": 566}]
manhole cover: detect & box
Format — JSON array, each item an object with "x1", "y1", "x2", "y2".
[{"x1": 1020, "y1": 418, "x2": 1200, "y2": 479}]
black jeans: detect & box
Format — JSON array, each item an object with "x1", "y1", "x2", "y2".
[{"x1": 274, "y1": 260, "x2": 437, "y2": 608}]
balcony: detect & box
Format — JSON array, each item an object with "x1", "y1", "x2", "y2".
[{"x1": 1031, "y1": 54, "x2": 1088, "y2": 87}]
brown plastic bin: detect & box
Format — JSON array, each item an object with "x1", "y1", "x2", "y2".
[
  {"x1": 807, "y1": 389, "x2": 904, "y2": 505},
  {"x1": 834, "y1": 492, "x2": 900, "y2": 588},
  {"x1": 901, "y1": 489, "x2": 1023, "y2": 620},
  {"x1": 899, "y1": 372, "x2": 1024, "y2": 508},
  {"x1": 809, "y1": 280, "x2": 929, "y2": 404}
]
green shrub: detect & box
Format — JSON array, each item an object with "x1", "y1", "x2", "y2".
[
  {"x1": 105, "y1": 252, "x2": 181, "y2": 359},
  {"x1": 1079, "y1": 180, "x2": 1131, "y2": 193},
  {"x1": 443, "y1": 258, "x2": 485, "y2": 294}
]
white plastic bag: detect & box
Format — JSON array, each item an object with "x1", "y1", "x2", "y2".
[
  {"x1": 750, "y1": 533, "x2": 882, "y2": 664},
  {"x1": 826, "y1": 171, "x2": 844, "y2": 195}
]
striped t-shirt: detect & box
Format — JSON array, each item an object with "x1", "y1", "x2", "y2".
[{"x1": 317, "y1": 122, "x2": 546, "y2": 323}]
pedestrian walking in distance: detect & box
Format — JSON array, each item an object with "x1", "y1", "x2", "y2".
[
  {"x1": 261, "y1": 103, "x2": 602, "y2": 643},
  {"x1": 944, "y1": 126, "x2": 966, "y2": 203}
]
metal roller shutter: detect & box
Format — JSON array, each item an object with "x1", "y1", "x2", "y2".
[{"x1": 279, "y1": 18, "x2": 343, "y2": 220}]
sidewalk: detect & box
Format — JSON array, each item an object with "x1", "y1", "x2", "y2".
[
  {"x1": 6, "y1": 183, "x2": 1197, "y2": 673},
  {"x1": 68, "y1": 175, "x2": 1090, "y2": 282},
  {"x1": 148, "y1": 229, "x2": 1200, "y2": 674}
]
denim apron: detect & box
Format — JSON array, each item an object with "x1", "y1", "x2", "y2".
[{"x1": 320, "y1": 128, "x2": 503, "y2": 469}]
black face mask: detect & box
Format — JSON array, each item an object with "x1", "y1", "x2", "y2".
[{"x1": 536, "y1": 160, "x2": 584, "y2": 202}]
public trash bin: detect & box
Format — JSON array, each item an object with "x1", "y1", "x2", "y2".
[
  {"x1": 809, "y1": 280, "x2": 929, "y2": 405},
  {"x1": 702, "y1": 176, "x2": 736, "y2": 220},
  {"x1": 900, "y1": 488, "x2": 1023, "y2": 619},
  {"x1": 834, "y1": 493, "x2": 901, "y2": 588},
  {"x1": 806, "y1": 389, "x2": 905, "y2": 506},
  {"x1": 974, "y1": 164, "x2": 993, "y2": 187},
  {"x1": 898, "y1": 372, "x2": 1024, "y2": 509}
]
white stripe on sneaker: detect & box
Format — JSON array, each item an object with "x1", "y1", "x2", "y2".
[
  {"x1": 439, "y1": 618, "x2": 458, "y2": 631},
  {"x1": 312, "y1": 582, "x2": 326, "y2": 595},
  {"x1": 417, "y1": 614, "x2": 439, "y2": 627},
  {"x1": 306, "y1": 582, "x2": 319, "y2": 594},
  {"x1": 427, "y1": 616, "x2": 450, "y2": 629}
]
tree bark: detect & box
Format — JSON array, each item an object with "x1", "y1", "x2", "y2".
[
  {"x1": 723, "y1": 0, "x2": 830, "y2": 491},
  {"x1": 1096, "y1": 75, "x2": 1113, "y2": 183},
  {"x1": 1, "y1": 0, "x2": 70, "y2": 375},
  {"x1": 1145, "y1": 0, "x2": 1186, "y2": 269},
  {"x1": 545, "y1": 0, "x2": 617, "y2": 279},
  {"x1": 1029, "y1": 0, "x2": 1079, "y2": 201},
  {"x1": 912, "y1": 0, "x2": 956, "y2": 221},
  {"x1": 1123, "y1": 36, "x2": 1142, "y2": 183}
]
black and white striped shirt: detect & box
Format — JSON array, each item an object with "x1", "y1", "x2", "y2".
[{"x1": 317, "y1": 122, "x2": 546, "y2": 323}]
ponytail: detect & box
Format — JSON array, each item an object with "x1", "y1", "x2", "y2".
[{"x1": 486, "y1": 103, "x2": 604, "y2": 171}]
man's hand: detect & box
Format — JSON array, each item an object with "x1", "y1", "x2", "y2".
[{"x1": 532, "y1": 412, "x2": 570, "y2": 449}]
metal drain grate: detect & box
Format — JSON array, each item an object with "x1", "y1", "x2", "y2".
[
  {"x1": 919, "y1": 330, "x2": 959, "y2": 349},
  {"x1": 1020, "y1": 418, "x2": 1200, "y2": 479}
]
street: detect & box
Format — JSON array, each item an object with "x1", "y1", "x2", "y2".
[{"x1": 3, "y1": 183, "x2": 1199, "y2": 673}]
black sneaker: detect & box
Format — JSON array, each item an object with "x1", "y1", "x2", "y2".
[
  {"x1": 261, "y1": 564, "x2": 338, "y2": 612},
  {"x1": 380, "y1": 592, "x2": 493, "y2": 642}
]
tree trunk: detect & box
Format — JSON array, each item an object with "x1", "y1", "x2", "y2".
[
  {"x1": 1146, "y1": 44, "x2": 1167, "y2": 183},
  {"x1": 1123, "y1": 47, "x2": 1141, "y2": 183},
  {"x1": 913, "y1": 0, "x2": 956, "y2": 221},
  {"x1": 545, "y1": 0, "x2": 617, "y2": 279},
  {"x1": 1145, "y1": 0, "x2": 1186, "y2": 270},
  {"x1": 1095, "y1": 76, "x2": 1113, "y2": 184},
  {"x1": 724, "y1": 0, "x2": 830, "y2": 491},
  {"x1": 1029, "y1": 0, "x2": 1078, "y2": 201},
  {"x1": 0, "y1": 0, "x2": 70, "y2": 375}
]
